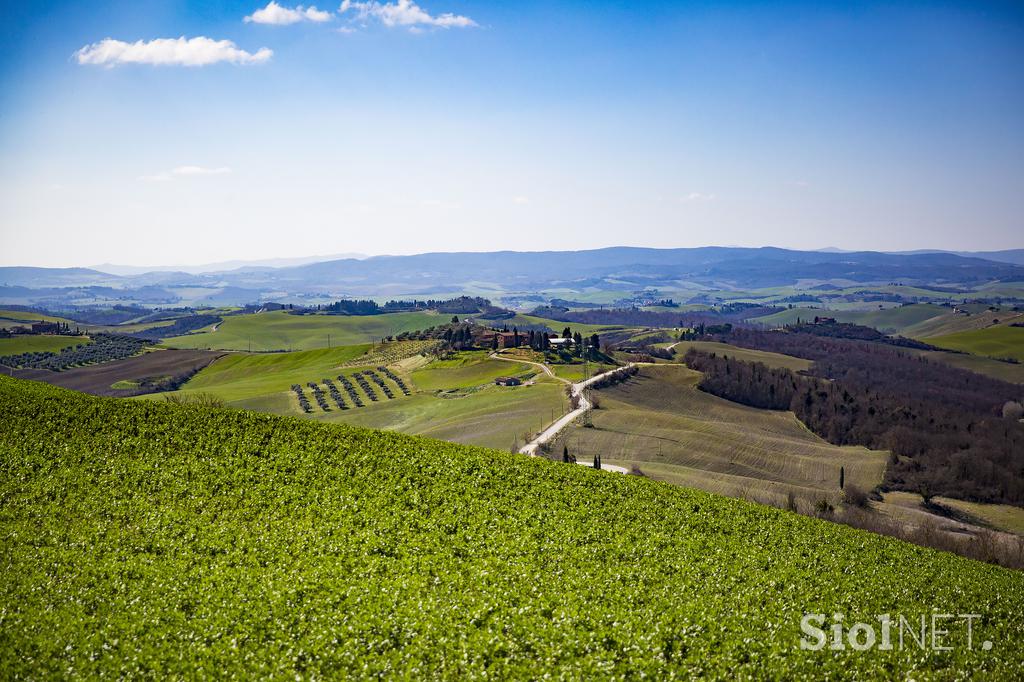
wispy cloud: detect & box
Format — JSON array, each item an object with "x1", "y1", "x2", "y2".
[
  {"x1": 245, "y1": 2, "x2": 332, "y2": 25},
  {"x1": 679, "y1": 192, "x2": 716, "y2": 202},
  {"x1": 141, "y1": 166, "x2": 233, "y2": 182},
  {"x1": 512, "y1": 196, "x2": 529, "y2": 205},
  {"x1": 75, "y1": 37, "x2": 272, "y2": 67},
  {"x1": 339, "y1": 0, "x2": 477, "y2": 30},
  {"x1": 421, "y1": 198, "x2": 462, "y2": 209}
]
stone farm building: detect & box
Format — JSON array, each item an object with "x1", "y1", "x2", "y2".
[{"x1": 477, "y1": 330, "x2": 521, "y2": 348}]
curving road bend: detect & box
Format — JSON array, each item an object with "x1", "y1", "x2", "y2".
[{"x1": 490, "y1": 351, "x2": 633, "y2": 472}]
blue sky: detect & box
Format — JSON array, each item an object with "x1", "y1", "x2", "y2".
[{"x1": 0, "y1": 0, "x2": 1022, "y2": 267}]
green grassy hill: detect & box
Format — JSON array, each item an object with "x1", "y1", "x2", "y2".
[
  {"x1": 904, "y1": 309, "x2": 1023, "y2": 338},
  {"x1": 0, "y1": 334, "x2": 90, "y2": 356},
  {"x1": 163, "y1": 310, "x2": 444, "y2": 351},
  {"x1": 164, "y1": 345, "x2": 561, "y2": 450},
  {"x1": 927, "y1": 324, "x2": 1024, "y2": 361},
  {"x1": 175, "y1": 344, "x2": 374, "y2": 403},
  {"x1": 0, "y1": 308, "x2": 75, "y2": 327},
  {"x1": 749, "y1": 303, "x2": 949, "y2": 334},
  {"x1": 1, "y1": 375, "x2": 1021, "y2": 678}
]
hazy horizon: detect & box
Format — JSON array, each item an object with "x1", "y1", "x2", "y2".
[{"x1": 2, "y1": 1, "x2": 1022, "y2": 268}]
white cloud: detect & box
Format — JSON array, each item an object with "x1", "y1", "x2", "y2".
[
  {"x1": 339, "y1": 0, "x2": 476, "y2": 30},
  {"x1": 245, "y1": 2, "x2": 332, "y2": 25},
  {"x1": 680, "y1": 192, "x2": 716, "y2": 203},
  {"x1": 75, "y1": 37, "x2": 272, "y2": 67},
  {"x1": 173, "y1": 166, "x2": 232, "y2": 176},
  {"x1": 140, "y1": 166, "x2": 232, "y2": 182},
  {"x1": 512, "y1": 196, "x2": 529, "y2": 205}
]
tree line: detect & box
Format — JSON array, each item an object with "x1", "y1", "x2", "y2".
[{"x1": 683, "y1": 341, "x2": 1024, "y2": 506}]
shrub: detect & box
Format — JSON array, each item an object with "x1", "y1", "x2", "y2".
[{"x1": 843, "y1": 484, "x2": 869, "y2": 508}]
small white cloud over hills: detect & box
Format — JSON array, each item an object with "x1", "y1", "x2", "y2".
[
  {"x1": 245, "y1": 2, "x2": 332, "y2": 25},
  {"x1": 75, "y1": 37, "x2": 272, "y2": 67}
]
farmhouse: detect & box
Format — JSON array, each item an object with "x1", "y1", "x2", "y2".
[
  {"x1": 494, "y1": 376, "x2": 522, "y2": 386},
  {"x1": 548, "y1": 337, "x2": 571, "y2": 348},
  {"x1": 31, "y1": 321, "x2": 62, "y2": 334},
  {"x1": 477, "y1": 330, "x2": 521, "y2": 348}
]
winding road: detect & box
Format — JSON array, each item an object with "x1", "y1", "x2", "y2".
[{"x1": 490, "y1": 351, "x2": 633, "y2": 473}]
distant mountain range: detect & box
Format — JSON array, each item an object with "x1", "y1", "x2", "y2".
[
  {"x1": 88, "y1": 253, "x2": 367, "y2": 276},
  {"x1": 2, "y1": 246, "x2": 1022, "y2": 308}
]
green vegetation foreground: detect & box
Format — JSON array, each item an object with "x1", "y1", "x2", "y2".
[{"x1": 1, "y1": 376, "x2": 1022, "y2": 678}]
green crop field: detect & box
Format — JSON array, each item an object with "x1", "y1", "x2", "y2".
[
  {"x1": 927, "y1": 325, "x2": 1024, "y2": 361},
  {"x1": 673, "y1": 341, "x2": 813, "y2": 372},
  {"x1": 0, "y1": 334, "x2": 90, "y2": 356},
  {"x1": 163, "y1": 310, "x2": 445, "y2": 351},
  {"x1": 2, "y1": 376, "x2": 1022, "y2": 678},
  {"x1": 561, "y1": 365, "x2": 887, "y2": 508}
]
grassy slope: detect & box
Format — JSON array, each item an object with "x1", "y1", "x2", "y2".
[
  {"x1": 927, "y1": 325, "x2": 1024, "y2": 361},
  {"x1": 172, "y1": 346, "x2": 562, "y2": 451},
  {"x1": 562, "y1": 365, "x2": 887, "y2": 507},
  {"x1": 410, "y1": 351, "x2": 534, "y2": 391},
  {"x1": 311, "y1": 380, "x2": 567, "y2": 450},
  {"x1": 882, "y1": 492, "x2": 1024, "y2": 537},
  {"x1": 749, "y1": 303, "x2": 949, "y2": 334},
  {"x1": 311, "y1": 351, "x2": 566, "y2": 449},
  {"x1": 900, "y1": 347, "x2": 1024, "y2": 384},
  {"x1": 0, "y1": 335, "x2": 90, "y2": 355},
  {"x1": 163, "y1": 310, "x2": 444, "y2": 351},
  {"x1": 0, "y1": 308, "x2": 73, "y2": 325},
  {"x1": 504, "y1": 314, "x2": 629, "y2": 336},
  {"x1": 1, "y1": 376, "x2": 1022, "y2": 678},
  {"x1": 175, "y1": 344, "x2": 373, "y2": 402},
  {"x1": 671, "y1": 341, "x2": 813, "y2": 372},
  {"x1": 904, "y1": 309, "x2": 1022, "y2": 338},
  {"x1": 549, "y1": 363, "x2": 617, "y2": 381}
]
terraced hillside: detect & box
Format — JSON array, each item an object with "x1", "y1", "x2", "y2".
[
  {"x1": 561, "y1": 365, "x2": 887, "y2": 507},
  {"x1": 1, "y1": 376, "x2": 1022, "y2": 678}
]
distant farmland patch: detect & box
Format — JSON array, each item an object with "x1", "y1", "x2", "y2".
[
  {"x1": 163, "y1": 310, "x2": 444, "y2": 351},
  {"x1": 13, "y1": 349, "x2": 223, "y2": 397},
  {"x1": 928, "y1": 324, "x2": 1024, "y2": 362},
  {"x1": 0, "y1": 335, "x2": 89, "y2": 356},
  {"x1": 559, "y1": 364, "x2": 887, "y2": 508}
]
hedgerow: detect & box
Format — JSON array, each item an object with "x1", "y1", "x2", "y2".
[{"x1": 0, "y1": 376, "x2": 1022, "y2": 678}]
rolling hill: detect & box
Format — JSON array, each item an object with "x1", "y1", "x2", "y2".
[
  {"x1": 163, "y1": 310, "x2": 444, "y2": 351},
  {"x1": 561, "y1": 365, "x2": 886, "y2": 507},
  {"x1": 1, "y1": 375, "x2": 1022, "y2": 678}
]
